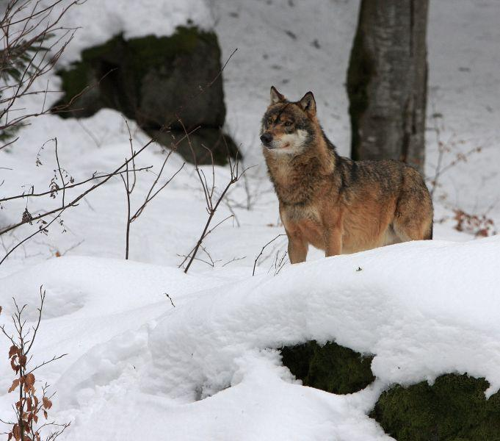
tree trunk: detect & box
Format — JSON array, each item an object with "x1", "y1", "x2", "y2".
[{"x1": 346, "y1": 0, "x2": 429, "y2": 175}]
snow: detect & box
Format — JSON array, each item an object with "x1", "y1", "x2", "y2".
[
  {"x1": 2, "y1": 238, "x2": 500, "y2": 440},
  {"x1": 1, "y1": 0, "x2": 500, "y2": 439}
]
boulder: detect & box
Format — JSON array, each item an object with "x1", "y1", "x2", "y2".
[
  {"x1": 372, "y1": 373, "x2": 500, "y2": 441},
  {"x1": 55, "y1": 26, "x2": 239, "y2": 164}
]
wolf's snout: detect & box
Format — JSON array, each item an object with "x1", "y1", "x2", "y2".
[{"x1": 260, "y1": 133, "x2": 273, "y2": 146}]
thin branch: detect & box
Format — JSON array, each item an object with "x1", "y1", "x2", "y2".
[{"x1": 252, "y1": 234, "x2": 286, "y2": 276}]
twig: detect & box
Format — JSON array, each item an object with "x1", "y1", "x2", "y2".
[
  {"x1": 252, "y1": 234, "x2": 286, "y2": 276},
  {"x1": 178, "y1": 120, "x2": 246, "y2": 274},
  {"x1": 120, "y1": 120, "x2": 186, "y2": 259}
]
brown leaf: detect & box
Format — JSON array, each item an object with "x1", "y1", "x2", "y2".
[
  {"x1": 42, "y1": 397, "x2": 52, "y2": 409},
  {"x1": 19, "y1": 354, "x2": 27, "y2": 368},
  {"x1": 9, "y1": 345, "x2": 19, "y2": 359},
  {"x1": 25, "y1": 373, "x2": 35, "y2": 387},
  {"x1": 8, "y1": 378, "x2": 20, "y2": 393},
  {"x1": 24, "y1": 373, "x2": 35, "y2": 392},
  {"x1": 11, "y1": 358, "x2": 21, "y2": 373},
  {"x1": 43, "y1": 410, "x2": 48, "y2": 420},
  {"x1": 13, "y1": 424, "x2": 20, "y2": 441}
]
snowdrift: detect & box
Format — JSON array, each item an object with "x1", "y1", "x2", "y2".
[{"x1": 2, "y1": 237, "x2": 500, "y2": 440}]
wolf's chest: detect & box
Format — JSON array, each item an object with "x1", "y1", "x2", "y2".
[
  {"x1": 280, "y1": 204, "x2": 326, "y2": 250},
  {"x1": 281, "y1": 204, "x2": 321, "y2": 224}
]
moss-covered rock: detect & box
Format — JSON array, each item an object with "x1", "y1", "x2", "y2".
[
  {"x1": 372, "y1": 374, "x2": 500, "y2": 441},
  {"x1": 280, "y1": 341, "x2": 375, "y2": 394},
  {"x1": 54, "y1": 26, "x2": 239, "y2": 165},
  {"x1": 150, "y1": 127, "x2": 239, "y2": 166}
]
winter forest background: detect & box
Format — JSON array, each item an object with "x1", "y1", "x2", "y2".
[{"x1": 1, "y1": 0, "x2": 500, "y2": 440}]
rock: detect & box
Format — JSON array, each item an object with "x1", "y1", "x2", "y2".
[
  {"x1": 54, "y1": 26, "x2": 239, "y2": 165},
  {"x1": 372, "y1": 373, "x2": 500, "y2": 441},
  {"x1": 280, "y1": 340, "x2": 375, "y2": 394},
  {"x1": 281, "y1": 341, "x2": 500, "y2": 439},
  {"x1": 150, "y1": 128, "x2": 239, "y2": 166}
]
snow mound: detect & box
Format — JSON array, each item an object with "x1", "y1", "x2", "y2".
[{"x1": 143, "y1": 237, "x2": 500, "y2": 402}]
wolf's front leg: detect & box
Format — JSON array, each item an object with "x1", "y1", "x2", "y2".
[
  {"x1": 287, "y1": 235, "x2": 308, "y2": 264},
  {"x1": 325, "y1": 227, "x2": 342, "y2": 257}
]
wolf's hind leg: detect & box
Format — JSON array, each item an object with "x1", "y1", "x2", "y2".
[
  {"x1": 393, "y1": 198, "x2": 433, "y2": 242},
  {"x1": 393, "y1": 187, "x2": 433, "y2": 242},
  {"x1": 391, "y1": 167, "x2": 433, "y2": 242}
]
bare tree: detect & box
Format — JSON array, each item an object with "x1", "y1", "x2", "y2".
[
  {"x1": 178, "y1": 123, "x2": 245, "y2": 274},
  {"x1": 0, "y1": 137, "x2": 156, "y2": 265},
  {"x1": 120, "y1": 121, "x2": 185, "y2": 260},
  {"x1": 0, "y1": 287, "x2": 69, "y2": 441},
  {"x1": 346, "y1": 0, "x2": 429, "y2": 174},
  {"x1": 0, "y1": 0, "x2": 82, "y2": 149}
]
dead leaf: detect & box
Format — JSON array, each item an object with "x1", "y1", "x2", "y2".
[
  {"x1": 19, "y1": 354, "x2": 27, "y2": 367},
  {"x1": 13, "y1": 424, "x2": 20, "y2": 441},
  {"x1": 8, "y1": 379, "x2": 20, "y2": 393},
  {"x1": 9, "y1": 345, "x2": 19, "y2": 359},
  {"x1": 42, "y1": 397, "x2": 52, "y2": 409},
  {"x1": 24, "y1": 373, "x2": 35, "y2": 392}
]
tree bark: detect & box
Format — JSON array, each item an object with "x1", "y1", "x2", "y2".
[{"x1": 346, "y1": 0, "x2": 429, "y2": 175}]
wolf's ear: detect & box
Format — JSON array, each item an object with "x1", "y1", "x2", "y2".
[
  {"x1": 270, "y1": 86, "x2": 286, "y2": 104},
  {"x1": 298, "y1": 91, "x2": 316, "y2": 116}
]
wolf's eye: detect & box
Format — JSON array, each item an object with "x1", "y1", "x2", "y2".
[
  {"x1": 267, "y1": 118, "x2": 274, "y2": 126},
  {"x1": 285, "y1": 121, "x2": 293, "y2": 127}
]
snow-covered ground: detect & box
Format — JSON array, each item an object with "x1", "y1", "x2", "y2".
[{"x1": 1, "y1": 0, "x2": 499, "y2": 439}]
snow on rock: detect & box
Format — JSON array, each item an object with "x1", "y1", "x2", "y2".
[
  {"x1": 57, "y1": 0, "x2": 214, "y2": 65},
  {"x1": 144, "y1": 236, "x2": 500, "y2": 404}
]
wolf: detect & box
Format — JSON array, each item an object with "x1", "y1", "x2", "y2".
[{"x1": 260, "y1": 86, "x2": 433, "y2": 264}]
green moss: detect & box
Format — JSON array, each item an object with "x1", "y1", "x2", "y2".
[
  {"x1": 127, "y1": 26, "x2": 218, "y2": 66},
  {"x1": 346, "y1": 17, "x2": 375, "y2": 161},
  {"x1": 281, "y1": 341, "x2": 375, "y2": 394},
  {"x1": 372, "y1": 374, "x2": 500, "y2": 441},
  {"x1": 57, "y1": 26, "x2": 217, "y2": 107},
  {"x1": 56, "y1": 62, "x2": 91, "y2": 105},
  {"x1": 79, "y1": 26, "x2": 213, "y2": 62}
]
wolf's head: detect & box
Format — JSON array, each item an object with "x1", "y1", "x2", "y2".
[{"x1": 260, "y1": 86, "x2": 317, "y2": 154}]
